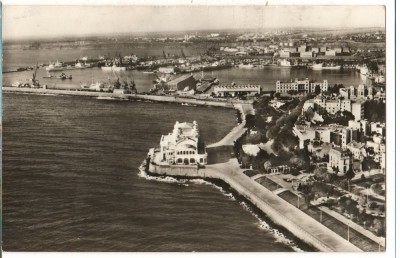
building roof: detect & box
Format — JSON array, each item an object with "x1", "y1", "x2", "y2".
[
  {"x1": 214, "y1": 84, "x2": 260, "y2": 92},
  {"x1": 167, "y1": 74, "x2": 195, "y2": 85},
  {"x1": 347, "y1": 140, "x2": 365, "y2": 149}
]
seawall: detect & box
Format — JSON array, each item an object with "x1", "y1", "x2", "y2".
[
  {"x1": 147, "y1": 160, "x2": 362, "y2": 252},
  {"x1": 2, "y1": 87, "x2": 252, "y2": 109}
]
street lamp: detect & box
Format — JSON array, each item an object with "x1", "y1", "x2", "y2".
[
  {"x1": 320, "y1": 210, "x2": 322, "y2": 223},
  {"x1": 347, "y1": 223, "x2": 350, "y2": 242}
]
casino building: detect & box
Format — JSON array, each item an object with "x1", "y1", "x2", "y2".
[{"x1": 152, "y1": 121, "x2": 207, "y2": 166}]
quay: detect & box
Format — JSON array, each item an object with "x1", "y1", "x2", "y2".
[{"x1": 2, "y1": 86, "x2": 252, "y2": 109}]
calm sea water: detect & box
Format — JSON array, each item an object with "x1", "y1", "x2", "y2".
[
  {"x1": 3, "y1": 47, "x2": 364, "y2": 93},
  {"x1": 3, "y1": 93, "x2": 307, "y2": 251}
]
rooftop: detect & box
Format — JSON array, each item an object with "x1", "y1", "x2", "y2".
[{"x1": 167, "y1": 74, "x2": 194, "y2": 84}]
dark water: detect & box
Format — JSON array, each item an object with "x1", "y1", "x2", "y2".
[
  {"x1": 3, "y1": 48, "x2": 364, "y2": 93},
  {"x1": 2, "y1": 93, "x2": 302, "y2": 251}
]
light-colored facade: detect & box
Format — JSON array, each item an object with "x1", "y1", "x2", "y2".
[
  {"x1": 276, "y1": 79, "x2": 328, "y2": 94},
  {"x1": 325, "y1": 50, "x2": 336, "y2": 56},
  {"x1": 158, "y1": 121, "x2": 207, "y2": 165},
  {"x1": 351, "y1": 100, "x2": 365, "y2": 121},
  {"x1": 329, "y1": 148, "x2": 352, "y2": 174},
  {"x1": 214, "y1": 84, "x2": 261, "y2": 97},
  {"x1": 294, "y1": 123, "x2": 350, "y2": 150},
  {"x1": 347, "y1": 141, "x2": 366, "y2": 161},
  {"x1": 313, "y1": 96, "x2": 352, "y2": 114}
]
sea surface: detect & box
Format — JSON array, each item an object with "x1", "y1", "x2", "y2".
[
  {"x1": 2, "y1": 93, "x2": 306, "y2": 251},
  {"x1": 3, "y1": 47, "x2": 365, "y2": 93}
]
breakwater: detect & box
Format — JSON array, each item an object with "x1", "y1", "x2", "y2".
[{"x1": 2, "y1": 87, "x2": 252, "y2": 109}]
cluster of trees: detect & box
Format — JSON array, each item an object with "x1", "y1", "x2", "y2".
[
  {"x1": 362, "y1": 157, "x2": 381, "y2": 171},
  {"x1": 338, "y1": 196, "x2": 385, "y2": 236},
  {"x1": 364, "y1": 100, "x2": 386, "y2": 123},
  {"x1": 322, "y1": 84, "x2": 345, "y2": 95},
  {"x1": 113, "y1": 78, "x2": 137, "y2": 93},
  {"x1": 371, "y1": 183, "x2": 385, "y2": 196},
  {"x1": 269, "y1": 96, "x2": 313, "y2": 154},
  {"x1": 321, "y1": 110, "x2": 355, "y2": 126}
]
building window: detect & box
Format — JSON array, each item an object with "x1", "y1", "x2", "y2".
[
  {"x1": 177, "y1": 158, "x2": 182, "y2": 164},
  {"x1": 200, "y1": 158, "x2": 204, "y2": 164},
  {"x1": 184, "y1": 158, "x2": 189, "y2": 165},
  {"x1": 190, "y1": 158, "x2": 196, "y2": 164}
]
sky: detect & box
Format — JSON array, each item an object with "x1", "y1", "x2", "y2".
[{"x1": 2, "y1": 5, "x2": 385, "y2": 40}]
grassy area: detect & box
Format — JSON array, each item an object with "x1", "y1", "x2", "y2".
[
  {"x1": 255, "y1": 177, "x2": 281, "y2": 191},
  {"x1": 243, "y1": 170, "x2": 260, "y2": 177},
  {"x1": 278, "y1": 191, "x2": 383, "y2": 252}
]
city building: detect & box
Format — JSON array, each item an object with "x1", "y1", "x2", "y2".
[
  {"x1": 329, "y1": 147, "x2": 352, "y2": 174},
  {"x1": 351, "y1": 100, "x2": 365, "y2": 121},
  {"x1": 166, "y1": 74, "x2": 197, "y2": 91},
  {"x1": 159, "y1": 66, "x2": 175, "y2": 74},
  {"x1": 276, "y1": 78, "x2": 328, "y2": 94},
  {"x1": 313, "y1": 96, "x2": 352, "y2": 114},
  {"x1": 157, "y1": 121, "x2": 207, "y2": 165},
  {"x1": 300, "y1": 51, "x2": 313, "y2": 58},
  {"x1": 325, "y1": 50, "x2": 336, "y2": 56},
  {"x1": 293, "y1": 123, "x2": 350, "y2": 149},
  {"x1": 213, "y1": 84, "x2": 261, "y2": 97},
  {"x1": 279, "y1": 50, "x2": 291, "y2": 58},
  {"x1": 346, "y1": 141, "x2": 366, "y2": 161}
]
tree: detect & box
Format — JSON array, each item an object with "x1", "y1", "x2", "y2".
[
  {"x1": 314, "y1": 167, "x2": 328, "y2": 181},
  {"x1": 114, "y1": 78, "x2": 121, "y2": 89},
  {"x1": 128, "y1": 79, "x2": 137, "y2": 94},
  {"x1": 314, "y1": 85, "x2": 321, "y2": 95},
  {"x1": 346, "y1": 168, "x2": 355, "y2": 180}
]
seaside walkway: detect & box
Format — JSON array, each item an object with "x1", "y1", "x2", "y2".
[
  {"x1": 266, "y1": 174, "x2": 385, "y2": 248},
  {"x1": 201, "y1": 159, "x2": 361, "y2": 252},
  {"x1": 207, "y1": 103, "x2": 254, "y2": 148}
]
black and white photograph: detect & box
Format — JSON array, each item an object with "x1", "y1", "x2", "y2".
[{"x1": 1, "y1": 1, "x2": 396, "y2": 256}]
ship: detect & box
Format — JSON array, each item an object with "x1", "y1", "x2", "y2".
[
  {"x1": 11, "y1": 81, "x2": 23, "y2": 87},
  {"x1": 238, "y1": 63, "x2": 255, "y2": 69},
  {"x1": 101, "y1": 65, "x2": 126, "y2": 72},
  {"x1": 310, "y1": 63, "x2": 323, "y2": 70},
  {"x1": 75, "y1": 61, "x2": 91, "y2": 69},
  {"x1": 359, "y1": 66, "x2": 369, "y2": 76},
  {"x1": 46, "y1": 60, "x2": 65, "y2": 71},
  {"x1": 311, "y1": 63, "x2": 341, "y2": 70},
  {"x1": 43, "y1": 72, "x2": 72, "y2": 80},
  {"x1": 143, "y1": 70, "x2": 157, "y2": 74},
  {"x1": 278, "y1": 59, "x2": 294, "y2": 68}
]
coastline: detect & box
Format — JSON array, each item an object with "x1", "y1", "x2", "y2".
[
  {"x1": 4, "y1": 85, "x2": 361, "y2": 252},
  {"x1": 142, "y1": 97, "x2": 362, "y2": 252}
]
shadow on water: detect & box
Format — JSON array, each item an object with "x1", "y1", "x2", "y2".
[{"x1": 206, "y1": 146, "x2": 234, "y2": 164}]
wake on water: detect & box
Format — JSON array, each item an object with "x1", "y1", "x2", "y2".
[{"x1": 137, "y1": 165, "x2": 303, "y2": 252}]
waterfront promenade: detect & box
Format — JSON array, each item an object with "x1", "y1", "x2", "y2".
[
  {"x1": 202, "y1": 159, "x2": 362, "y2": 252},
  {"x1": 207, "y1": 103, "x2": 254, "y2": 148}
]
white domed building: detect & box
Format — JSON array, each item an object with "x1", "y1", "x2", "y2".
[{"x1": 153, "y1": 121, "x2": 207, "y2": 166}]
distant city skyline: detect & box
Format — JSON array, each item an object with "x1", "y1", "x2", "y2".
[{"x1": 3, "y1": 5, "x2": 385, "y2": 40}]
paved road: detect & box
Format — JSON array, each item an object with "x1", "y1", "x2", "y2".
[
  {"x1": 207, "y1": 104, "x2": 254, "y2": 148},
  {"x1": 267, "y1": 174, "x2": 385, "y2": 247},
  {"x1": 203, "y1": 159, "x2": 361, "y2": 252}
]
